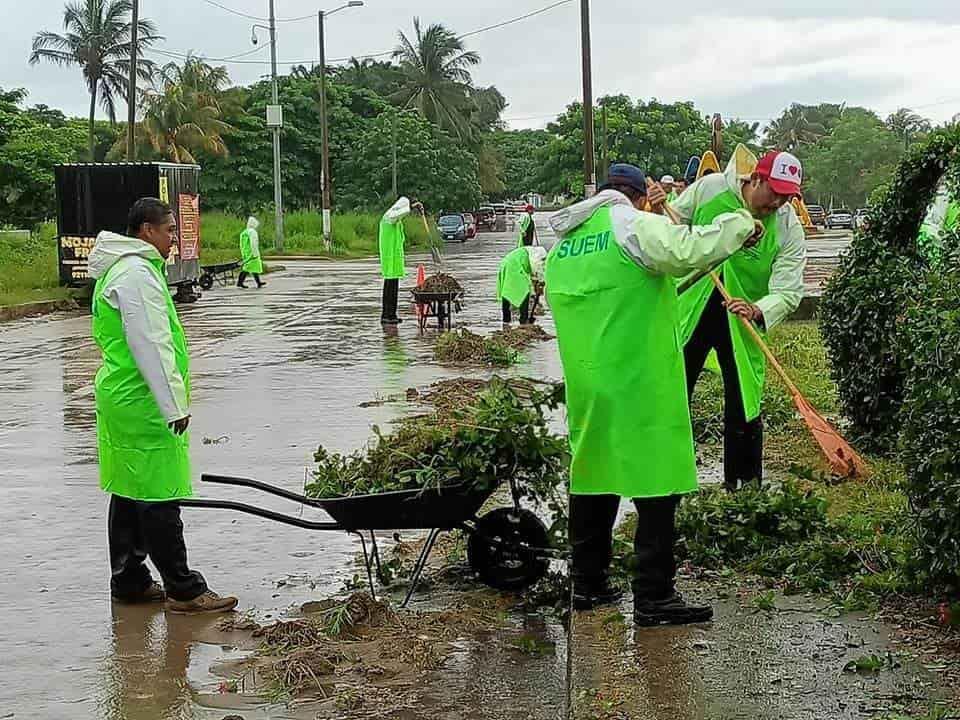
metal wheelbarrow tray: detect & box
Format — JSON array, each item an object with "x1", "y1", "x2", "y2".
[
  {"x1": 199, "y1": 260, "x2": 243, "y2": 290},
  {"x1": 409, "y1": 288, "x2": 464, "y2": 332},
  {"x1": 180, "y1": 472, "x2": 559, "y2": 606}
]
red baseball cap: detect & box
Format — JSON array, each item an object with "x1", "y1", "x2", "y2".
[{"x1": 755, "y1": 151, "x2": 803, "y2": 197}]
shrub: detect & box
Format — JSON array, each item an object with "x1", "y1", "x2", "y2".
[
  {"x1": 820, "y1": 127, "x2": 960, "y2": 453},
  {"x1": 899, "y1": 240, "x2": 960, "y2": 590}
]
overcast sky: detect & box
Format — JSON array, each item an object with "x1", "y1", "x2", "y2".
[{"x1": 4, "y1": 0, "x2": 960, "y2": 131}]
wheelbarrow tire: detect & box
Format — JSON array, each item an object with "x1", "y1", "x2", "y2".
[
  {"x1": 467, "y1": 507, "x2": 549, "y2": 591},
  {"x1": 199, "y1": 273, "x2": 214, "y2": 290}
]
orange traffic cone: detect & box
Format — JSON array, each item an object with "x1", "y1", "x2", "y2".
[{"x1": 415, "y1": 264, "x2": 428, "y2": 320}]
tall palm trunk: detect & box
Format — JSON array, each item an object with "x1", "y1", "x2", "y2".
[{"x1": 87, "y1": 82, "x2": 98, "y2": 161}]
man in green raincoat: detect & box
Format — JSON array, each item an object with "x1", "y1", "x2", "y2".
[
  {"x1": 378, "y1": 196, "x2": 422, "y2": 324},
  {"x1": 88, "y1": 197, "x2": 238, "y2": 614},
  {"x1": 238, "y1": 216, "x2": 265, "y2": 288},
  {"x1": 515, "y1": 205, "x2": 536, "y2": 248},
  {"x1": 498, "y1": 212, "x2": 546, "y2": 323},
  {"x1": 546, "y1": 163, "x2": 762, "y2": 625},
  {"x1": 918, "y1": 178, "x2": 960, "y2": 264},
  {"x1": 671, "y1": 148, "x2": 806, "y2": 492}
]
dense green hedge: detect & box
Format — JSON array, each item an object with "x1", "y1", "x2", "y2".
[
  {"x1": 900, "y1": 239, "x2": 960, "y2": 589},
  {"x1": 820, "y1": 128, "x2": 960, "y2": 452}
]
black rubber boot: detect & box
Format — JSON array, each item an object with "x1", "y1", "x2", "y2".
[
  {"x1": 573, "y1": 583, "x2": 624, "y2": 611},
  {"x1": 633, "y1": 593, "x2": 713, "y2": 626}
]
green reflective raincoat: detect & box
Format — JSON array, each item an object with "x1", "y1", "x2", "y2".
[
  {"x1": 89, "y1": 233, "x2": 192, "y2": 501},
  {"x1": 546, "y1": 191, "x2": 754, "y2": 498},
  {"x1": 240, "y1": 216, "x2": 263, "y2": 274},
  {"x1": 379, "y1": 198, "x2": 410, "y2": 279}
]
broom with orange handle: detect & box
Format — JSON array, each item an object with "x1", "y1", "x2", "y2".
[{"x1": 651, "y1": 180, "x2": 867, "y2": 477}]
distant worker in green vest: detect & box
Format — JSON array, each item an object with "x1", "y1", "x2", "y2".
[
  {"x1": 238, "y1": 216, "x2": 265, "y2": 288},
  {"x1": 546, "y1": 163, "x2": 762, "y2": 625},
  {"x1": 515, "y1": 204, "x2": 536, "y2": 248},
  {"x1": 671, "y1": 147, "x2": 806, "y2": 492},
  {"x1": 660, "y1": 175, "x2": 678, "y2": 203},
  {"x1": 497, "y1": 215, "x2": 546, "y2": 324},
  {"x1": 87, "y1": 197, "x2": 238, "y2": 614},
  {"x1": 918, "y1": 179, "x2": 960, "y2": 264},
  {"x1": 378, "y1": 196, "x2": 422, "y2": 325}
]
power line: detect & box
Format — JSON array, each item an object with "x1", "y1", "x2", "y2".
[
  {"x1": 157, "y1": 0, "x2": 575, "y2": 66},
  {"x1": 149, "y1": 44, "x2": 269, "y2": 62},
  {"x1": 197, "y1": 0, "x2": 319, "y2": 24}
]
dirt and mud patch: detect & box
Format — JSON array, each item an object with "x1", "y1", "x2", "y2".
[
  {"x1": 434, "y1": 326, "x2": 553, "y2": 366},
  {"x1": 204, "y1": 529, "x2": 567, "y2": 719}
]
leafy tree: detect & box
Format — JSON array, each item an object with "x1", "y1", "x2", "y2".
[
  {"x1": 336, "y1": 111, "x2": 482, "y2": 213},
  {"x1": 723, "y1": 119, "x2": 761, "y2": 154},
  {"x1": 886, "y1": 108, "x2": 932, "y2": 150},
  {"x1": 0, "y1": 90, "x2": 87, "y2": 227},
  {"x1": 331, "y1": 58, "x2": 406, "y2": 98},
  {"x1": 29, "y1": 0, "x2": 161, "y2": 160},
  {"x1": 801, "y1": 108, "x2": 903, "y2": 209},
  {"x1": 488, "y1": 129, "x2": 551, "y2": 200},
  {"x1": 392, "y1": 18, "x2": 480, "y2": 142}
]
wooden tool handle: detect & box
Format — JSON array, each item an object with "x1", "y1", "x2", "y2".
[{"x1": 707, "y1": 271, "x2": 801, "y2": 398}]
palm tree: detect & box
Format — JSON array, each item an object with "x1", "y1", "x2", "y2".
[
  {"x1": 886, "y1": 108, "x2": 931, "y2": 150},
  {"x1": 763, "y1": 104, "x2": 827, "y2": 151},
  {"x1": 392, "y1": 18, "x2": 480, "y2": 141},
  {"x1": 30, "y1": 0, "x2": 160, "y2": 160},
  {"x1": 120, "y1": 56, "x2": 234, "y2": 163}
]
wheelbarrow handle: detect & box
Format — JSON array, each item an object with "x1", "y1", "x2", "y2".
[
  {"x1": 200, "y1": 473, "x2": 326, "y2": 508},
  {"x1": 179, "y1": 497, "x2": 341, "y2": 530}
]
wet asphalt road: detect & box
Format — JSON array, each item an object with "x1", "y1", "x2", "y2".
[
  {"x1": 0, "y1": 218, "x2": 858, "y2": 719},
  {"x1": 0, "y1": 224, "x2": 562, "y2": 720}
]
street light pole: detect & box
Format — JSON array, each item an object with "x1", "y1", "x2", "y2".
[
  {"x1": 318, "y1": 10, "x2": 331, "y2": 247},
  {"x1": 580, "y1": 0, "x2": 596, "y2": 198},
  {"x1": 392, "y1": 111, "x2": 398, "y2": 199},
  {"x1": 268, "y1": 0, "x2": 284, "y2": 252},
  {"x1": 317, "y1": 2, "x2": 363, "y2": 248},
  {"x1": 126, "y1": 0, "x2": 139, "y2": 161}
]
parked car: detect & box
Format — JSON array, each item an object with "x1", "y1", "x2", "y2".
[
  {"x1": 463, "y1": 212, "x2": 477, "y2": 239},
  {"x1": 825, "y1": 209, "x2": 854, "y2": 230},
  {"x1": 854, "y1": 208, "x2": 870, "y2": 231},
  {"x1": 437, "y1": 213, "x2": 467, "y2": 243},
  {"x1": 476, "y1": 205, "x2": 496, "y2": 232},
  {"x1": 806, "y1": 204, "x2": 826, "y2": 226}
]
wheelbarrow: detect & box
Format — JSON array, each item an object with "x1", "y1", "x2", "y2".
[
  {"x1": 409, "y1": 288, "x2": 463, "y2": 332},
  {"x1": 199, "y1": 260, "x2": 243, "y2": 290},
  {"x1": 179, "y1": 472, "x2": 559, "y2": 607}
]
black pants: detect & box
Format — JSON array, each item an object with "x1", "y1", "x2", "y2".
[
  {"x1": 569, "y1": 493, "x2": 680, "y2": 600},
  {"x1": 237, "y1": 271, "x2": 263, "y2": 287},
  {"x1": 108, "y1": 495, "x2": 207, "y2": 602},
  {"x1": 684, "y1": 288, "x2": 763, "y2": 489},
  {"x1": 381, "y1": 278, "x2": 400, "y2": 322},
  {"x1": 501, "y1": 298, "x2": 530, "y2": 324}
]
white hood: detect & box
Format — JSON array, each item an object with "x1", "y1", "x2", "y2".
[
  {"x1": 549, "y1": 189, "x2": 634, "y2": 238},
  {"x1": 724, "y1": 143, "x2": 759, "y2": 203},
  {"x1": 87, "y1": 231, "x2": 162, "y2": 280},
  {"x1": 246, "y1": 216, "x2": 260, "y2": 230}
]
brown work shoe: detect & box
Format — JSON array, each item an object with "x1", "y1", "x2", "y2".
[
  {"x1": 113, "y1": 581, "x2": 166, "y2": 604},
  {"x1": 167, "y1": 590, "x2": 238, "y2": 614}
]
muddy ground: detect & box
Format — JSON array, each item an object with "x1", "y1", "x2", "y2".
[{"x1": 4, "y1": 221, "x2": 954, "y2": 720}]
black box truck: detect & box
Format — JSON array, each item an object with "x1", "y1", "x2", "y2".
[{"x1": 54, "y1": 162, "x2": 202, "y2": 301}]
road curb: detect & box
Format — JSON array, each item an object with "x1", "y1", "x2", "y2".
[{"x1": 0, "y1": 298, "x2": 81, "y2": 323}]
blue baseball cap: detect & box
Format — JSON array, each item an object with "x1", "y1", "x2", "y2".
[{"x1": 606, "y1": 163, "x2": 647, "y2": 194}]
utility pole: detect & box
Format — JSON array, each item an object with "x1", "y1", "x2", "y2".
[
  {"x1": 318, "y1": 10, "x2": 332, "y2": 247},
  {"x1": 391, "y1": 111, "x2": 398, "y2": 199},
  {"x1": 126, "y1": 0, "x2": 139, "y2": 161},
  {"x1": 600, "y1": 104, "x2": 608, "y2": 184},
  {"x1": 580, "y1": 0, "x2": 596, "y2": 198},
  {"x1": 268, "y1": 0, "x2": 284, "y2": 252}
]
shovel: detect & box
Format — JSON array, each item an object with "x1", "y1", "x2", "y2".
[{"x1": 419, "y1": 209, "x2": 444, "y2": 269}]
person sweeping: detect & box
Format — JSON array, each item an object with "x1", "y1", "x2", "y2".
[
  {"x1": 546, "y1": 163, "x2": 762, "y2": 625},
  {"x1": 378, "y1": 196, "x2": 422, "y2": 325},
  {"x1": 670, "y1": 146, "x2": 806, "y2": 491},
  {"x1": 88, "y1": 197, "x2": 238, "y2": 614},
  {"x1": 238, "y1": 216, "x2": 265, "y2": 288},
  {"x1": 497, "y1": 217, "x2": 546, "y2": 324}
]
